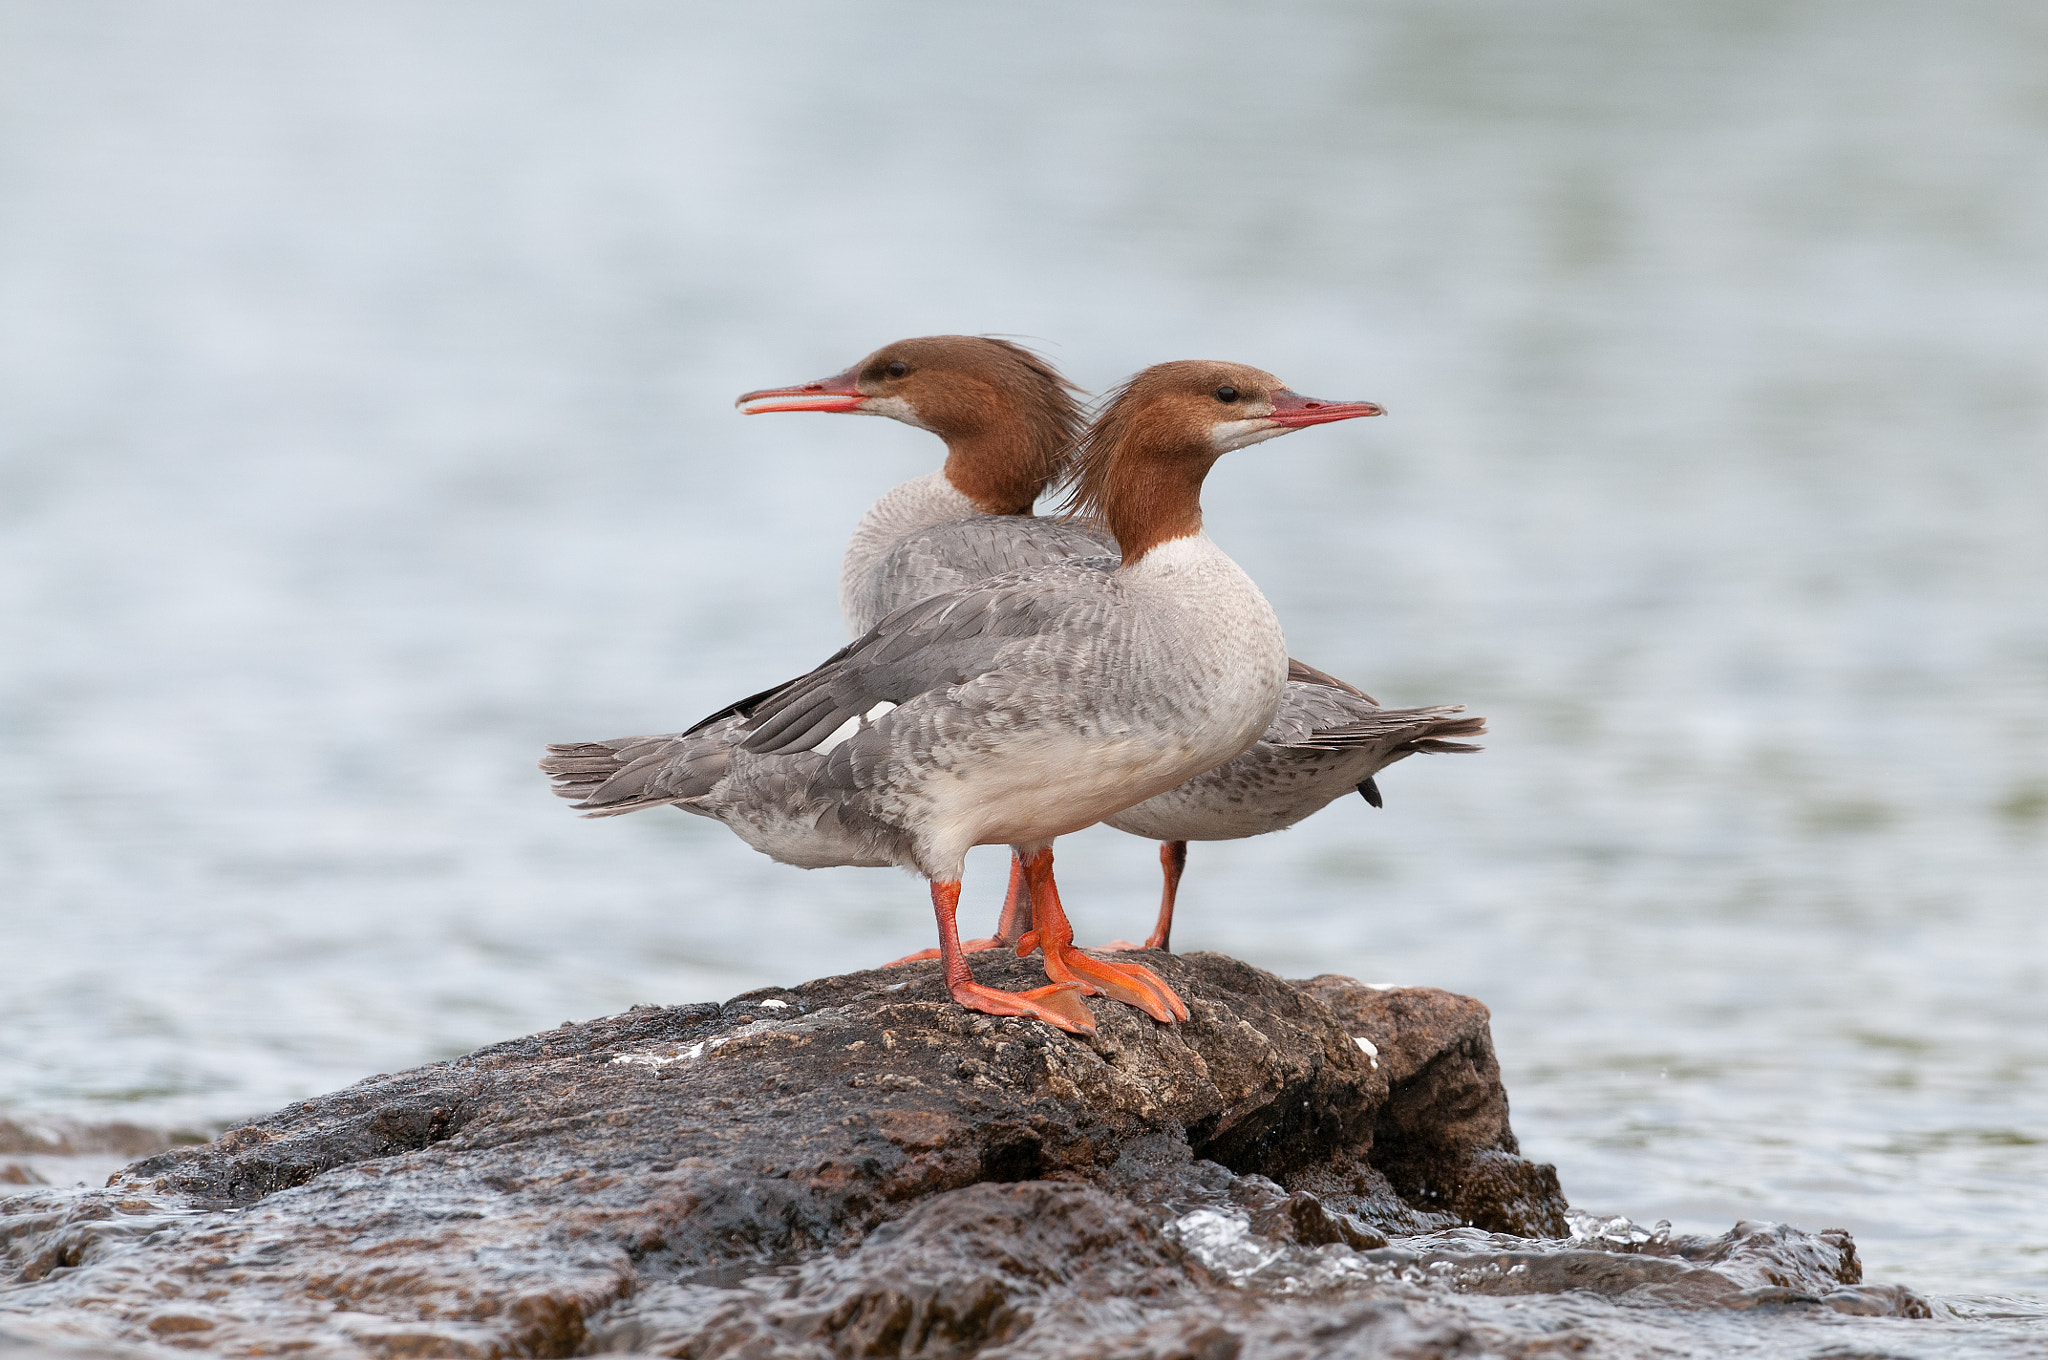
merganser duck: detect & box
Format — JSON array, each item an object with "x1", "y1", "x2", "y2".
[
  {"x1": 738, "y1": 336, "x2": 1107, "y2": 944},
  {"x1": 542, "y1": 361, "x2": 1382, "y2": 1033},
  {"x1": 734, "y1": 336, "x2": 1106, "y2": 637},
  {"x1": 740, "y1": 339, "x2": 1484, "y2": 956}
]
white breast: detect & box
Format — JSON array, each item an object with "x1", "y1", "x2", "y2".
[
  {"x1": 837, "y1": 471, "x2": 979, "y2": 637},
  {"x1": 1115, "y1": 534, "x2": 1290, "y2": 762}
]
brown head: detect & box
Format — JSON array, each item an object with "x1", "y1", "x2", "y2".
[
  {"x1": 735, "y1": 336, "x2": 1085, "y2": 515},
  {"x1": 1059, "y1": 360, "x2": 1384, "y2": 564}
]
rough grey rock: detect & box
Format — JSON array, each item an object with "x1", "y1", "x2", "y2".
[{"x1": 0, "y1": 952, "x2": 1969, "y2": 1358}]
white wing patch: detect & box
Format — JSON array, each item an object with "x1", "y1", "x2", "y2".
[{"x1": 812, "y1": 700, "x2": 900, "y2": 755}]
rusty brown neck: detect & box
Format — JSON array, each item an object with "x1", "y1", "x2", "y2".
[
  {"x1": 938, "y1": 398, "x2": 1065, "y2": 517},
  {"x1": 1098, "y1": 431, "x2": 1219, "y2": 565}
]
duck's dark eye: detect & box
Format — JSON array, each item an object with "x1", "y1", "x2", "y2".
[
  {"x1": 1215, "y1": 385, "x2": 1239, "y2": 403},
  {"x1": 886, "y1": 360, "x2": 909, "y2": 378}
]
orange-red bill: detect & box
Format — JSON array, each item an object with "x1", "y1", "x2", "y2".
[
  {"x1": 1266, "y1": 389, "x2": 1385, "y2": 428},
  {"x1": 735, "y1": 367, "x2": 865, "y2": 415}
]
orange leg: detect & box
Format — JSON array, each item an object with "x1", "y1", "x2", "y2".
[
  {"x1": 1101, "y1": 840, "x2": 1185, "y2": 953},
  {"x1": 1013, "y1": 848, "x2": 1189, "y2": 1024},
  {"x1": 991, "y1": 851, "x2": 1036, "y2": 946},
  {"x1": 930, "y1": 879, "x2": 1093, "y2": 1034},
  {"x1": 885, "y1": 853, "x2": 1035, "y2": 966}
]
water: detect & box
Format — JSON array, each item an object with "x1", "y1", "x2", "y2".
[{"x1": 2, "y1": 0, "x2": 2044, "y2": 1322}]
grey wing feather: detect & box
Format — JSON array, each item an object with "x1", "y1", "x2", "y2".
[
  {"x1": 878, "y1": 515, "x2": 1117, "y2": 585},
  {"x1": 862, "y1": 516, "x2": 1117, "y2": 625},
  {"x1": 740, "y1": 559, "x2": 1118, "y2": 756}
]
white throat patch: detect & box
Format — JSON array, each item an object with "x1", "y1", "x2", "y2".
[
  {"x1": 1208, "y1": 418, "x2": 1290, "y2": 453},
  {"x1": 862, "y1": 395, "x2": 936, "y2": 433}
]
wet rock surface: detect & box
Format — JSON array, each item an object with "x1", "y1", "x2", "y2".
[{"x1": 0, "y1": 952, "x2": 2011, "y2": 1358}]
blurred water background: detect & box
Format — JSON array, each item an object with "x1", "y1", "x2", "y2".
[{"x1": 2, "y1": 0, "x2": 2044, "y2": 1316}]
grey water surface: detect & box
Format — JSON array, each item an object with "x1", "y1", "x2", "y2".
[{"x1": 2, "y1": 0, "x2": 2044, "y2": 1328}]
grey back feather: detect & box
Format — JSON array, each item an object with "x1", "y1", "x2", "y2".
[{"x1": 848, "y1": 515, "x2": 1117, "y2": 635}]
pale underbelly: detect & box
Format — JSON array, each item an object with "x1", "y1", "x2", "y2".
[{"x1": 923, "y1": 731, "x2": 1223, "y2": 853}]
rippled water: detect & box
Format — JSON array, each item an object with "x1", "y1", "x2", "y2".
[{"x1": 3, "y1": 0, "x2": 2045, "y2": 1319}]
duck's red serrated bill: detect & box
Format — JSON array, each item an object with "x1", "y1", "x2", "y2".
[
  {"x1": 1266, "y1": 389, "x2": 1385, "y2": 428},
  {"x1": 735, "y1": 368, "x2": 865, "y2": 414}
]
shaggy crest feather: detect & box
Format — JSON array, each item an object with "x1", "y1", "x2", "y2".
[
  {"x1": 955, "y1": 336, "x2": 1088, "y2": 500},
  {"x1": 1053, "y1": 371, "x2": 1144, "y2": 528}
]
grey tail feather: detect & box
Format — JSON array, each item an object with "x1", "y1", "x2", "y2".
[
  {"x1": 539, "y1": 742, "x2": 626, "y2": 800},
  {"x1": 540, "y1": 736, "x2": 720, "y2": 819},
  {"x1": 1357, "y1": 776, "x2": 1383, "y2": 807},
  {"x1": 1395, "y1": 709, "x2": 1488, "y2": 753},
  {"x1": 1283, "y1": 705, "x2": 1488, "y2": 753}
]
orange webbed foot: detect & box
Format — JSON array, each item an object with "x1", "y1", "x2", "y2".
[
  {"x1": 1019, "y1": 931, "x2": 1188, "y2": 1024},
  {"x1": 948, "y1": 979, "x2": 1095, "y2": 1035},
  {"x1": 1057, "y1": 947, "x2": 1189, "y2": 1023},
  {"x1": 1009, "y1": 847, "x2": 1189, "y2": 1025}
]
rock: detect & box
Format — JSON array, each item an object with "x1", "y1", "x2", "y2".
[
  {"x1": 1288, "y1": 977, "x2": 1565, "y2": 1238},
  {"x1": 0, "y1": 952, "x2": 1937, "y2": 1357}
]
